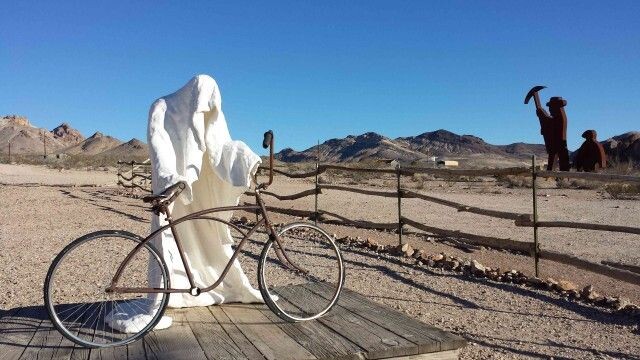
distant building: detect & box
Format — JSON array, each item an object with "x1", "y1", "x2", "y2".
[{"x1": 437, "y1": 160, "x2": 459, "y2": 167}]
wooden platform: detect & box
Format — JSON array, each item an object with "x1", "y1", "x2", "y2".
[{"x1": 0, "y1": 285, "x2": 466, "y2": 359}]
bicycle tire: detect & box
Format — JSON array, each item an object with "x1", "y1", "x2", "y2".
[
  {"x1": 44, "y1": 230, "x2": 170, "y2": 348},
  {"x1": 258, "y1": 222, "x2": 345, "y2": 322}
]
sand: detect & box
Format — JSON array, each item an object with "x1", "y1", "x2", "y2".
[{"x1": 0, "y1": 164, "x2": 638, "y2": 359}]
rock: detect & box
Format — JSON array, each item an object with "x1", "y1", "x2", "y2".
[
  {"x1": 580, "y1": 285, "x2": 601, "y2": 301},
  {"x1": 239, "y1": 216, "x2": 248, "y2": 224},
  {"x1": 612, "y1": 297, "x2": 630, "y2": 311},
  {"x1": 525, "y1": 277, "x2": 544, "y2": 288},
  {"x1": 470, "y1": 260, "x2": 486, "y2": 275},
  {"x1": 443, "y1": 259, "x2": 460, "y2": 271},
  {"x1": 431, "y1": 253, "x2": 445, "y2": 262},
  {"x1": 556, "y1": 280, "x2": 578, "y2": 292},
  {"x1": 412, "y1": 249, "x2": 425, "y2": 259}
]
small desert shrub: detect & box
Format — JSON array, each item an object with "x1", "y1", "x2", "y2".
[
  {"x1": 555, "y1": 178, "x2": 601, "y2": 190},
  {"x1": 497, "y1": 175, "x2": 532, "y2": 188},
  {"x1": 604, "y1": 183, "x2": 640, "y2": 200}
]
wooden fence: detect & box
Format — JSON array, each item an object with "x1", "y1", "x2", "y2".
[
  {"x1": 250, "y1": 157, "x2": 640, "y2": 286},
  {"x1": 116, "y1": 160, "x2": 152, "y2": 193}
]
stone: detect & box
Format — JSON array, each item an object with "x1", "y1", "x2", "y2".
[
  {"x1": 546, "y1": 277, "x2": 558, "y2": 290},
  {"x1": 612, "y1": 297, "x2": 630, "y2": 311},
  {"x1": 526, "y1": 277, "x2": 545, "y2": 288},
  {"x1": 470, "y1": 260, "x2": 486, "y2": 275},
  {"x1": 431, "y1": 253, "x2": 445, "y2": 262},
  {"x1": 239, "y1": 216, "x2": 248, "y2": 224},
  {"x1": 556, "y1": 280, "x2": 578, "y2": 292}
]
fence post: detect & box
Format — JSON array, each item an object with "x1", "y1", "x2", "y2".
[
  {"x1": 396, "y1": 163, "x2": 403, "y2": 245},
  {"x1": 130, "y1": 161, "x2": 134, "y2": 195},
  {"x1": 532, "y1": 155, "x2": 540, "y2": 277},
  {"x1": 7, "y1": 141, "x2": 11, "y2": 164},
  {"x1": 314, "y1": 139, "x2": 320, "y2": 225}
]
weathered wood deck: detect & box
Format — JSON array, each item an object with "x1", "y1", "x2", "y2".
[{"x1": 0, "y1": 285, "x2": 466, "y2": 359}]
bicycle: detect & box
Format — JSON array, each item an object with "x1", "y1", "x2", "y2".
[{"x1": 43, "y1": 130, "x2": 345, "y2": 348}]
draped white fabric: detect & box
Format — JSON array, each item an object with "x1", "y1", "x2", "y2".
[{"x1": 106, "y1": 75, "x2": 263, "y2": 332}]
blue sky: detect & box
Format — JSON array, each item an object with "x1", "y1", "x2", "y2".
[{"x1": 1, "y1": 1, "x2": 639, "y2": 152}]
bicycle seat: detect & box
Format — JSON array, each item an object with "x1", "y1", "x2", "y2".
[{"x1": 142, "y1": 194, "x2": 168, "y2": 204}]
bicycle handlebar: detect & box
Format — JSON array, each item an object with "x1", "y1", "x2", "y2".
[{"x1": 257, "y1": 130, "x2": 274, "y2": 190}]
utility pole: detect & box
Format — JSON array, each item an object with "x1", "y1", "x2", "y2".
[{"x1": 40, "y1": 130, "x2": 47, "y2": 158}]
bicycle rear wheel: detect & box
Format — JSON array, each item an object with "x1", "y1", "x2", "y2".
[
  {"x1": 44, "y1": 230, "x2": 170, "y2": 348},
  {"x1": 258, "y1": 222, "x2": 344, "y2": 322}
]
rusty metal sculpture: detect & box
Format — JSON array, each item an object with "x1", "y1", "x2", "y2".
[
  {"x1": 574, "y1": 130, "x2": 607, "y2": 172},
  {"x1": 525, "y1": 86, "x2": 570, "y2": 171}
]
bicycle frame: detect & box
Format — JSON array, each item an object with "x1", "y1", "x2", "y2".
[{"x1": 106, "y1": 190, "x2": 303, "y2": 296}]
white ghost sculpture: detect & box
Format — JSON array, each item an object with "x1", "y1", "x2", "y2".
[{"x1": 106, "y1": 74, "x2": 263, "y2": 332}]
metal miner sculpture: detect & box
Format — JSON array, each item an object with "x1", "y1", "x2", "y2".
[
  {"x1": 574, "y1": 130, "x2": 607, "y2": 172},
  {"x1": 524, "y1": 86, "x2": 570, "y2": 171}
]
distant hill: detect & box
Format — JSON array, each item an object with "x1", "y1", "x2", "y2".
[
  {"x1": 601, "y1": 132, "x2": 640, "y2": 164},
  {"x1": 61, "y1": 132, "x2": 123, "y2": 155},
  {"x1": 52, "y1": 123, "x2": 84, "y2": 146},
  {"x1": 276, "y1": 129, "x2": 548, "y2": 166},
  {"x1": 0, "y1": 115, "x2": 68, "y2": 154},
  {"x1": 98, "y1": 138, "x2": 149, "y2": 160}
]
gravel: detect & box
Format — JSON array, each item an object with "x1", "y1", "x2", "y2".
[{"x1": 1, "y1": 164, "x2": 639, "y2": 359}]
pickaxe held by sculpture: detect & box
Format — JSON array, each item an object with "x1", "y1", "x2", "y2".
[{"x1": 524, "y1": 85, "x2": 546, "y2": 109}]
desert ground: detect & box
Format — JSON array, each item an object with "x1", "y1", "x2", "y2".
[{"x1": 0, "y1": 163, "x2": 638, "y2": 359}]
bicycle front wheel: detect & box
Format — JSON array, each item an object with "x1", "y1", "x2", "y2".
[
  {"x1": 44, "y1": 230, "x2": 170, "y2": 348},
  {"x1": 258, "y1": 222, "x2": 344, "y2": 322}
]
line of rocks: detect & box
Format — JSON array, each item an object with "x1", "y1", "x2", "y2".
[{"x1": 335, "y1": 235, "x2": 640, "y2": 317}]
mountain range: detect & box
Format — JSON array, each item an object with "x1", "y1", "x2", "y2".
[
  {"x1": 276, "y1": 130, "x2": 549, "y2": 165},
  {"x1": 276, "y1": 129, "x2": 640, "y2": 167},
  {"x1": 2, "y1": 115, "x2": 638, "y2": 166},
  {"x1": 0, "y1": 115, "x2": 148, "y2": 160}
]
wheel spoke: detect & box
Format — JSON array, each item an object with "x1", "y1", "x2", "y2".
[
  {"x1": 259, "y1": 223, "x2": 344, "y2": 322},
  {"x1": 45, "y1": 232, "x2": 169, "y2": 348}
]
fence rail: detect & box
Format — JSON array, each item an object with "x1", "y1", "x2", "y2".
[
  {"x1": 255, "y1": 159, "x2": 640, "y2": 285},
  {"x1": 116, "y1": 160, "x2": 152, "y2": 193}
]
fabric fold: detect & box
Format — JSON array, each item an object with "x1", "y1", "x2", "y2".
[{"x1": 106, "y1": 74, "x2": 263, "y2": 333}]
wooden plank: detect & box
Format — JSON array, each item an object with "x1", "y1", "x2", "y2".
[
  {"x1": 51, "y1": 306, "x2": 86, "y2": 360},
  {"x1": 14, "y1": 306, "x2": 50, "y2": 360},
  {"x1": 144, "y1": 309, "x2": 207, "y2": 360},
  {"x1": 88, "y1": 301, "x2": 128, "y2": 360},
  {"x1": 221, "y1": 304, "x2": 316, "y2": 360},
  {"x1": 185, "y1": 306, "x2": 246, "y2": 359},
  {"x1": 277, "y1": 286, "x2": 415, "y2": 359},
  {"x1": 321, "y1": 165, "x2": 397, "y2": 174},
  {"x1": 69, "y1": 302, "x2": 102, "y2": 360},
  {"x1": 319, "y1": 184, "x2": 397, "y2": 198},
  {"x1": 403, "y1": 190, "x2": 526, "y2": 221},
  {"x1": 208, "y1": 306, "x2": 265, "y2": 360},
  {"x1": 387, "y1": 349, "x2": 461, "y2": 360},
  {"x1": 245, "y1": 188, "x2": 319, "y2": 201},
  {"x1": 312, "y1": 285, "x2": 467, "y2": 353},
  {"x1": 126, "y1": 338, "x2": 147, "y2": 360},
  {"x1": 0, "y1": 307, "x2": 39, "y2": 360},
  {"x1": 256, "y1": 300, "x2": 364, "y2": 359},
  {"x1": 403, "y1": 166, "x2": 529, "y2": 177}
]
